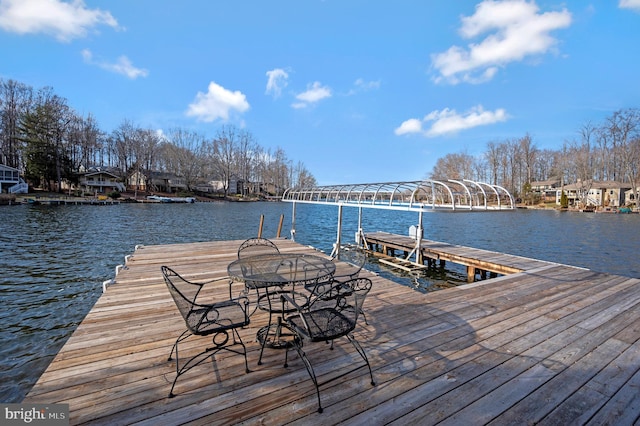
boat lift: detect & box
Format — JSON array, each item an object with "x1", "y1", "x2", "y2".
[{"x1": 282, "y1": 179, "x2": 515, "y2": 261}]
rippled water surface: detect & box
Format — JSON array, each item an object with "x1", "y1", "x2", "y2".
[{"x1": 1, "y1": 202, "x2": 639, "y2": 402}]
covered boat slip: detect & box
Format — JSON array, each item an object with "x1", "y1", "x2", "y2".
[
  {"x1": 281, "y1": 180, "x2": 515, "y2": 211},
  {"x1": 282, "y1": 180, "x2": 515, "y2": 258},
  {"x1": 24, "y1": 237, "x2": 640, "y2": 425}
]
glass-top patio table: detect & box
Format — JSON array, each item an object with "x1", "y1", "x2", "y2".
[{"x1": 227, "y1": 253, "x2": 336, "y2": 365}]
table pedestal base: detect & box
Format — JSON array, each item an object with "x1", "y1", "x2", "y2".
[{"x1": 256, "y1": 318, "x2": 301, "y2": 366}]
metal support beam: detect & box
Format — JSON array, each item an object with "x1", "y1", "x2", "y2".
[
  {"x1": 331, "y1": 203, "x2": 344, "y2": 258},
  {"x1": 290, "y1": 201, "x2": 297, "y2": 241}
]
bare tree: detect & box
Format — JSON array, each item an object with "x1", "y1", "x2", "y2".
[
  {"x1": 82, "y1": 114, "x2": 104, "y2": 168},
  {"x1": 613, "y1": 108, "x2": 640, "y2": 207},
  {"x1": 600, "y1": 109, "x2": 634, "y2": 182},
  {"x1": 625, "y1": 135, "x2": 640, "y2": 208},
  {"x1": 484, "y1": 141, "x2": 502, "y2": 185},
  {"x1": 66, "y1": 113, "x2": 103, "y2": 172},
  {"x1": 0, "y1": 78, "x2": 33, "y2": 169},
  {"x1": 110, "y1": 119, "x2": 138, "y2": 175},
  {"x1": 129, "y1": 128, "x2": 161, "y2": 196},
  {"x1": 235, "y1": 129, "x2": 258, "y2": 195},
  {"x1": 290, "y1": 160, "x2": 317, "y2": 189},
  {"x1": 519, "y1": 133, "x2": 537, "y2": 185},
  {"x1": 429, "y1": 152, "x2": 476, "y2": 180},
  {"x1": 271, "y1": 147, "x2": 290, "y2": 194},
  {"x1": 164, "y1": 128, "x2": 206, "y2": 191},
  {"x1": 212, "y1": 125, "x2": 239, "y2": 196},
  {"x1": 533, "y1": 148, "x2": 557, "y2": 182}
]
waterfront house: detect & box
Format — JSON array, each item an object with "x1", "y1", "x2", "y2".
[
  {"x1": 154, "y1": 172, "x2": 187, "y2": 193},
  {"x1": 0, "y1": 164, "x2": 27, "y2": 193},
  {"x1": 194, "y1": 175, "x2": 241, "y2": 195},
  {"x1": 530, "y1": 179, "x2": 560, "y2": 202},
  {"x1": 558, "y1": 180, "x2": 631, "y2": 208},
  {"x1": 126, "y1": 170, "x2": 184, "y2": 193},
  {"x1": 79, "y1": 170, "x2": 126, "y2": 195},
  {"x1": 127, "y1": 170, "x2": 147, "y2": 192},
  {"x1": 624, "y1": 187, "x2": 640, "y2": 207}
]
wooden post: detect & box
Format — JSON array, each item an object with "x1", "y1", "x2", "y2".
[
  {"x1": 276, "y1": 214, "x2": 284, "y2": 238},
  {"x1": 258, "y1": 214, "x2": 264, "y2": 238},
  {"x1": 467, "y1": 265, "x2": 475, "y2": 283}
]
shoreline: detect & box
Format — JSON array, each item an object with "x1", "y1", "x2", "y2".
[
  {"x1": 1, "y1": 191, "x2": 269, "y2": 206},
  {"x1": 2, "y1": 192, "x2": 637, "y2": 212}
]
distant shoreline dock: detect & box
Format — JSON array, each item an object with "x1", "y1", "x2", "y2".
[{"x1": 22, "y1": 196, "x2": 121, "y2": 206}]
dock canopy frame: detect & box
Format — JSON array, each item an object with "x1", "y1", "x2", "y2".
[{"x1": 282, "y1": 179, "x2": 515, "y2": 259}]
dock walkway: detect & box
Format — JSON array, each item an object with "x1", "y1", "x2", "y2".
[
  {"x1": 364, "y1": 231, "x2": 559, "y2": 281},
  {"x1": 24, "y1": 237, "x2": 640, "y2": 425}
]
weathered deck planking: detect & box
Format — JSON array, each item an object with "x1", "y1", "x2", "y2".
[{"x1": 24, "y1": 237, "x2": 640, "y2": 425}]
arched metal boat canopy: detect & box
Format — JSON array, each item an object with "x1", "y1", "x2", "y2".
[
  {"x1": 282, "y1": 180, "x2": 515, "y2": 258},
  {"x1": 282, "y1": 179, "x2": 515, "y2": 212}
]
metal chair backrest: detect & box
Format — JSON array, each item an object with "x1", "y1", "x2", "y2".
[
  {"x1": 305, "y1": 277, "x2": 372, "y2": 339},
  {"x1": 237, "y1": 237, "x2": 280, "y2": 258},
  {"x1": 162, "y1": 266, "x2": 201, "y2": 317},
  {"x1": 331, "y1": 244, "x2": 367, "y2": 281},
  {"x1": 347, "y1": 277, "x2": 372, "y2": 322},
  {"x1": 162, "y1": 266, "x2": 207, "y2": 332}
]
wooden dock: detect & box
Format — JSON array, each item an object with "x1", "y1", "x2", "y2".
[
  {"x1": 364, "y1": 231, "x2": 557, "y2": 282},
  {"x1": 22, "y1": 196, "x2": 120, "y2": 205},
  {"x1": 24, "y1": 236, "x2": 640, "y2": 425}
]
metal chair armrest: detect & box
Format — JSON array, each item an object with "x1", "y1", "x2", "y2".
[
  {"x1": 282, "y1": 293, "x2": 313, "y2": 334},
  {"x1": 280, "y1": 292, "x2": 304, "y2": 311}
]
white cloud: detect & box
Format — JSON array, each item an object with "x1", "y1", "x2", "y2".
[
  {"x1": 345, "y1": 78, "x2": 382, "y2": 96},
  {"x1": 620, "y1": 0, "x2": 640, "y2": 12},
  {"x1": 354, "y1": 78, "x2": 381, "y2": 91},
  {"x1": 394, "y1": 118, "x2": 423, "y2": 136},
  {"x1": 395, "y1": 105, "x2": 508, "y2": 137},
  {"x1": 82, "y1": 49, "x2": 148, "y2": 79},
  {"x1": 265, "y1": 68, "x2": 289, "y2": 98},
  {"x1": 186, "y1": 81, "x2": 250, "y2": 122},
  {"x1": 431, "y1": 0, "x2": 572, "y2": 84},
  {"x1": 292, "y1": 81, "x2": 332, "y2": 108},
  {"x1": 0, "y1": 0, "x2": 119, "y2": 42},
  {"x1": 155, "y1": 129, "x2": 167, "y2": 141}
]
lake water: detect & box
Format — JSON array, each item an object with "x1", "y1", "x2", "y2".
[{"x1": 1, "y1": 202, "x2": 639, "y2": 402}]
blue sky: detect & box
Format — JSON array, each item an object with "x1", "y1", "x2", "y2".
[{"x1": 1, "y1": 0, "x2": 639, "y2": 185}]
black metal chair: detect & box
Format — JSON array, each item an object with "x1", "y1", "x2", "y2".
[
  {"x1": 331, "y1": 244, "x2": 367, "y2": 283},
  {"x1": 285, "y1": 277, "x2": 375, "y2": 413},
  {"x1": 306, "y1": 244, "x2": 369, "y2": 324},
  {"x1": 237, "y1": 237, "x2": 282, "y2": 317},
  {"x1": 161, "y1": 266, "x2": 250, "y2": 398},
  {"x1": 237, "y1": 237, "x2": 280, "y2": 258}
]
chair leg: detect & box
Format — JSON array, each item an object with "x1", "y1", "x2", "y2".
[
  {"x1": 360, "y1": 308, "x2": 369, "y2": 325},
  {"x1": 233, "y1": 328, "x2": 251, "y2": 374},
  {"x1": 346, "y1": 334, "x2": 375, "y2": 386},
  {"x1": 168, "y1": 329, "x2": 191, "y2": 361},
  {"x1": 168, "y1": 329, "x2": 250, "y2": 398},
  {"x1": 292, "y1": 342, "x2": 323, "y2": 413}
]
